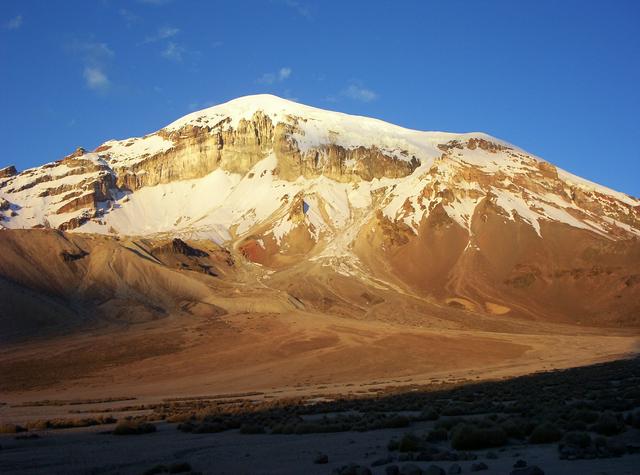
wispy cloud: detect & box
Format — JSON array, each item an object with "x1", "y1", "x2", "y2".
[
  {"x1": 280, "y1": 0, "x2": 313, "y2": 19},
  {"x1": 342, "y1": 83, "x2": 378, "y2": 102},
  {"x1": 71, "y1": 40, "x2": 115, "y2": 92},
  {"x1": 142, "y1": 26, "x2": 180, "y2": 44},
  {"x1": 84, "y1": 67, "x2": 110, "y2": 90},
  {"x1": 137, "y1": 0, "x2": 173, "y2": 5},
  {"x1": 162, "y1": 42, "x2": 184, "y2": 61},
  {"x1": 72, "y1": 41, "x2": 115, "y2": 61},
  {"x1": 119, "y1": 9, "x2": 138, "y2": 28},
  {"x1": 257, "y1": 67, "x2": 292, "y2": 84},
  {"x1": 4, "y1": 14, "x2": 23, "y2": 30}
]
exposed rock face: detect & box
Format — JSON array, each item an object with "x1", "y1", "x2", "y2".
[
  {"x1": 0, "y1": 151, "x2": 116, "y2": 230},
  {"x1": 105, "y1": 111, "x2": 419, "y2": 192},
  {"x1": 0, "y1": 165, "x2": 17, "y2": 179}
]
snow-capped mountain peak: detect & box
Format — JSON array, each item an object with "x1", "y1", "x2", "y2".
[{"x1": 0, "y1": 95, "x2": 638, "y2": 249}]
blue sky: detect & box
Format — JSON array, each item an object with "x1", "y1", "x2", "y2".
[{"x1": 1, "y1": 0, "x2": 639, "y2": 196}]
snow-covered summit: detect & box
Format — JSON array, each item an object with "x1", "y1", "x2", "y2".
[{"x1": 164, "y1": 93, "x2": 507, "y2": 157}]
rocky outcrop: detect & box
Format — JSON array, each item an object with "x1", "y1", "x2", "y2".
[
  {"x1": 107, "y1": 112, "x2": 419, "y2": 191},
  {"x1": 0, "y1": 165, "x2": 17, "y2": 179},
  {"x1": 0, "y1": 151, "x2": 117, "y2": 230}
]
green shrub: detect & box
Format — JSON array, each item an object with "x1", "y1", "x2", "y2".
[
  {"x1": 528, "y1": 423, "x2": 562, "y2": 444},
  {"x1": 450, "y1": 424, "x2": 507, "y2": 450}
]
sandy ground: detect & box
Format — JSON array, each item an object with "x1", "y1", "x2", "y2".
[{"x1": 1, "y1": 310, "x2": 638, "y2": 424}]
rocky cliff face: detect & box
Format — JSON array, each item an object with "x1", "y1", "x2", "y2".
[{"x1": 99, "y1": 111, "x2": 419, "y2": 192}]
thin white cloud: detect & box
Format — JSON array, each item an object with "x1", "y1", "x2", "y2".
[
  {"x1": 84, "y1": 67, "x2": 110, "y2": 90},
  {"x1": 4, "y1": 15, "x2": 23, "y2": 30},
  {"x1": 143, "y1": 26, "x2": 180, "y2": 44},
  {"x1": 342, "y1": 83, "x2": 378, "y2": 102},
  {"x1": 162, "y1": 42, "x2": 184, "y2": 61},
  {"x1": 279, "y1": 67, "x2": 292, "y2": 80},
  {"x1": 138, "y1": 0, "x2": 173, "y2": 5},
  {"x1": 71, "y1": 40, "x2": 115, "y2": 92},
  {"x1": 281, "y1": 0, "x2": 312, "y2": 19},
  {"x1": 119, "y1": 9, "x2": 138, "y2": 28},
  {"x1": 257, "y1": 66, "x2": 293, "y2": 84},
  {"x1": 72, "y1": 40, "x2": 114, "y2": 61}
]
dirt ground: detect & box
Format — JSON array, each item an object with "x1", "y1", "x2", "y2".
[
  {"x1": 1, "y1": 413, "x2": 640, "y2": 475},
  {"x1": 1, "y1": 308, "x2": 638, "y2": 418}
]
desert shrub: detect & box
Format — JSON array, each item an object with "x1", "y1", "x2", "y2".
[
  {"x1": 570, "y1": 409, "x2": 599, "y2": 425},
  {"x1": 626, "y1": 409, "x2": 640, "y2": 429},
  {"x1": 26, "y1": 416, "x2": 116, "y2": 431},
  {"x1": 387, "y1": 438, "x2": 399, "y2": 451},
  {"x1": 426, "y1": 428, "x2": 448, "y2": 442},
  {"x1": 450, "y1": 424, "x2": 507, "y2": 450},
  {"x1": 499, "y1": 417, "x2": 529, "y2": 439},
  {"x1": 177, "y1": 422, "x2": 195, "y2": 433},
  {"x1": 382, "y1": 415, "x2": 410, "y2": 429},
  {"x1": 442, "y1": 403, "x2": 471, "y2": 416},
  {"x1": 420, "y1": 407, "x2": 440, "y2": 421},
  {"x1": 239, "y1": 423, "x2": 265, "y2": 434},
  {"x1": 113, "y1": 420, "x2": 156, "y2": 435},
  {"x1": 165, "y1": 413, "x2": 192, "y2": 424},
  {"x1": 168, "y1": 462, "x2": 192, "y2": 473},
  {"x1": 0, "y1": 423, "x2": 26, "y2": 433},
  {"x1": 25, "y1": 420, "x2": 48, "y2": 431},
  {"x1": 293, "y1": 421, "x2": 351, "y2": 434},
  {"x1": 563, "y1": 431, "x2": 591, "y2": 448},
  {"x1": 593, "y1": 435, "x2": 607, "y2": 448},
  {"x1": 398, "y1": 432, "x2": 425, "y2": 452},
  {"x1": 528, "y1": 423, "x2": 562, "y2": 444},
  {"x1": 591, "y1": 411, "x2": 625, "y2": 436},
  {"x1": 143, "y1": 465, "x2": 168, "y2": 475},
  {"x1": 435, "y1": 417, "x2": 467, "y2": 431},
  {"x1": 563, "y1": 420, "x2": 588, "y2": 431},
  {"x1": 193, "y1": 422, "x2": 226, "y2": 433}
]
